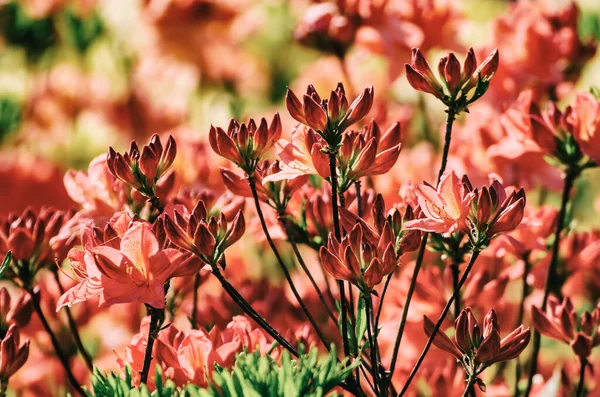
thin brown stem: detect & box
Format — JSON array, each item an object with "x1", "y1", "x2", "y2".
[
  {"x1": 28, "y1": 288, "x2": 85, "y2": 396},
  {"x1": 248, "y1": 177, "x2": 330, "y2": 351},
  {"x1": 53, "y1": 271, "x2": 94, "y2": 372},
  {"x1": 140, "y1": 307, "x2": 162, "y2": 385},
  {"x1": 523, "y1": 169, "x2": 578, "y2": 397},
  {"x1": 577, "y1": 357, "x2": 587, "y2": 397},
  {"x1": 211, "y1": 264, "x2": 299, "y2": 356},
  {"x1": 191, "y1": 273, "x2": 201, "y2": 329},
  {"x1": 386, "y1": 108, "x2": 457, "y2": 393},
  {"x1": 328, "y1": 152, "x2": 350, "y2": 358},
  {"x1": 513, "y1": 254, "x2": 531, "y2": 396},
  {"x1": 398, "y1": 250, "x2": 481, "y2": 396},
  {"x1": 289, "y1": 239, "x2": 337, "y2": 324},
  {"x1": 450, "y1": 262, "x2": 460, "y2": 318}
]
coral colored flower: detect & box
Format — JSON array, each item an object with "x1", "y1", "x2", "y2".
[
  {"x1": 406, "y1": 47, "x2": 498, "y2": 109},
  {"x1": 404, "y1": 171, "x2": 475, "y2": 235},
  {"x1": 0, "y1": 207, "x2": 73, "y2": 288},
  {"x1": 337, "y1": 121, "x2": 402, "y2": 190},
  {"x1": 425, "y1": 308, "x2": 530, "y2": 390},
  {"x1": 209, "y1": 114, "x2": 282, "y2": 174},
  {"x1": 286, "y1": 83, "x2": 373, "y2": 138},
  {"x1": 339, "y1": 193, "x2": 421, "y2": 257},
  {"x1": 57, "y1": 216, "x2": 197, "y2": 310},
  {"x1": 221, "y1": 160, "x2": 309, "y2": 212},
  {"x1": 531, "y1": 296, "x2": 600, "y2": 358},
  {"x1": 107, "y1": 134, "x2": 176, "y2": 192},
  {"x1": 63, "y1": 155, "x2": 127, "y2": 218},
  {"x1": 464, "y1": 176, "x2": 526, "y2": 244},
  {"x1": 264, "y1": 124, "x2": 330, "y2": 182},
  {"x1": 163, "y1": 201, "x2": 245, "y2": 264},
  {"x1": 320, "y1": 223, "x2": 396, "y2": 291},
  {"x1": 0, "y1": 324, "x2": 30, "y2": 382}
]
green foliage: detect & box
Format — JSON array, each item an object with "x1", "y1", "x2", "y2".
[
  {"x1": 63, "y1": 7, "x2": 104, "y2": 53},
  {"x1": 86, "y1": 347, "x2": 357, "y2": 397},
  {"x1": 0, "y1": 2, "x2": 56, "y2": 59},
  {"x1": 0, "y1": 97, "x2": 21, "y2": 141},
  {"x1": 0, "y1": 251, "x2": 11, "y2": 280},
  {"x1": 86, "y1": 366, "x2": 178, "y2": 397},
  {"x1": 186, "y1": 346, "x2": 358, "y2": 397},
  {"x1": 578, "y1": 12, "x2": 600, "y2": 42}
]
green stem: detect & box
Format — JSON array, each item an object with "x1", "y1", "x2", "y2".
[
  {"x1": 248, "y1": 178, "x2": 330, "y2": 351},
  {"x1": 397, "y1": 250, "x2": 481, "y2": 396},
  {"x1": 365, "y1": 296, "x2": 380, "y2": 395},
  {"x1": 461, "y1": 377, "x2": 476, "y2": 397},
  {"x1": 523, "y1": 169, "x2": 578, "y2": 397}
]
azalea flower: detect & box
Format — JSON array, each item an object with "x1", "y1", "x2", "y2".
[
  {"x1": 424, "y1": 308, "x2": 530, "y2": 391},
  {"x1": 57, "y1": 215, "x2": 199, "y2": 310},
  {"x1": 404, "y1": 171, "x2": 475, "y2": 235},
  {"x1": 0, "y1": 324, "x2": 30, "y2": 383},
  {"x1": 320, "y1": 223, "x2": 397, "y2": 291},
  {"x1": 531, "y1": 296, "x2": 600, "y2": 359},
  {"x1": 209, "y1": 114, "x2": 282, "y2": 174},
  {"x1": 263, "y1": 124, "x2": 330, "y2": 183}
]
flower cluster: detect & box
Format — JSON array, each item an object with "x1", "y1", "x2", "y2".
[{"x1": 425, "y1": 308, "x2": 530, "y2": 391}]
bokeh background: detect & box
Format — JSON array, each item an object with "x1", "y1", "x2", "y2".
[{"x1": 2, "y1": 0, "x2": 600, "y2": 221}]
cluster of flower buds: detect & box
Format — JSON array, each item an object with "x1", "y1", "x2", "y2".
[
  {"x1": 57, "y1": 212, "x2": 200, "y2": 310},
  {"x1": 294, "y1": 1, "x2": 357, "y2": 55},
  {"x1": 337, "y1": 121, "x2": 402, "y2": 192},
  {"x1": 209, "y1": 114, "x2": 282, "y2": 175},
  {"x1": 339, "y1": 194, "x2": 422, "y2": 258},
  {"x1": 0, "y1": 288, "x2": 31, "y2": 337},
  {"x1": 163, "y1": 201, "x2": 245, "y2": 266},
  {"x1": 107, "y1": 134, "x2": 176, "y2": 196},
  {"x1": 404, "y1": 172, "x2": 525, "y2": 248},
  {"x1": 527, "y1": 92, "x2": 600, "y2": 170},
  {"x1": 221, "y1": 160, "x2": 309, "y2": 213},
  {"x1": 0, "y1": 324, "x2": 29, "y2": 383},
  {"x1": 286, "y1": 83, "x2": 374, "y2": 145},
  {"x1": 532, "y1": 296, "x2": 600, "y2": 359},
  {"x1": 320, "y1": 222, "x2": 397, "y2": 292},
  {"x1": 406, "y1": 48, "x2": 499, "y2": 111},
  {"x1": 463, "y1": 176, "x2": 526, "y2": 247},
  {"x1": 0, "y1": 207, "x2": 72, "y2": 288},
  {"x1": 425, "y1": 308, "x2": 530, "y2": 391}
]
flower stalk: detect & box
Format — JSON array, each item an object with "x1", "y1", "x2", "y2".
[
  {"x1": 523, "y1": 167, "x2": 579, "y2": 397},
  {"x1": 398, "y1": 249, "x2": 481, "y2": 396}
]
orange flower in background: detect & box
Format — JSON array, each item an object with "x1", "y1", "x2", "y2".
[
  {"x1": 57, "y1": 217, "x2": 198, "y2": 309},
  {"x1": 566, "y1": 93, "x2": 600, "y2": 165},
  {"x1": 286, "y1": 83, "x2": 374, "y2": 137},
  {"x1": 532, "y1": 296, "x2": 600, "y2": 359},
  {"x1": 405, "y1": 47, "x2": 498, "y2": 108}
]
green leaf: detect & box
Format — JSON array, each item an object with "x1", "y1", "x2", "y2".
[{"x1": 0, "y1": 251, "x2": 12, "y2": 280}]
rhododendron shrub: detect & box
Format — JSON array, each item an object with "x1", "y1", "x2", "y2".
[{"x1": 1, "y1": 0, "x2": 600, "y2": 396}]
